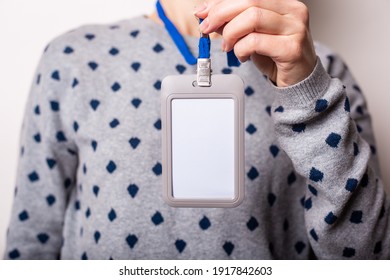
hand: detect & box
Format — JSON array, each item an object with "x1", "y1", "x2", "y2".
[{"x1": 195, "y1": 0, "x2": 317, "y2": 87}]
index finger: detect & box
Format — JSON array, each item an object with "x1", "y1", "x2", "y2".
[{"x1": 195, "y1": 0, "x2": 302, "y2": 33}]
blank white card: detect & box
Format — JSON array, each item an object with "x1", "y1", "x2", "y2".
[{"x1": 171, "y1": 99, "x2": 235, "y2": 199}]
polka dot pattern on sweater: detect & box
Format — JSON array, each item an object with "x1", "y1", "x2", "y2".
[{"x1": 5, "y1": 16, "x2": 386, "y2": 261}]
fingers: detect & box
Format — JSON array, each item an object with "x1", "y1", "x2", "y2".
[
  {"x1": 236, "y1": 31, "x2": 310, "y2": 62},
  {"x1": 194, "y1": 0, "x2": 316, "y2": 87},
  {"x1": 221, "y1": 7, "x2": 297, "y2": 52},
  {"x1": 195, "y1": 0, "x2": 306, "y2": 34},
  {"x1": 233, "y1": 33, "x2": 283, "y2": 62},
  {"x1": 234, "y1": 32, "x2": 315, "y2": 86}
]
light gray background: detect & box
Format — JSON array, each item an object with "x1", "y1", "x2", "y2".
[{"x1": 0, "y1": 0, "x2": 389, "y2": 257}]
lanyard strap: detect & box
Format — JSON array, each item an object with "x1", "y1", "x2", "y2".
[
  {"x1": 156, "y1": 0, "x2": 240, "y2": 67},
  {"x1": 156, "y1": 0, "x2": 197, "y2": 65},
  {"x1": 198, "y1": 19, "x2": 211, "y2": 59}
]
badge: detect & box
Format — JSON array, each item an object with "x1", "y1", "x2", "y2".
[{"x1": 161, "y1": 73, "x2": 245, "y2": 207}]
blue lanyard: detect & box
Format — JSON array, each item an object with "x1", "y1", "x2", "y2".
[{"x1": 155, "y1": 0, "x2": 240, "y2": 67}]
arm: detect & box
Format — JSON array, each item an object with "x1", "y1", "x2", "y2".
[
  {"x1": 5, "y1": 42, "x2": 78, "y2": 259},
  {"x1": 271, "y1": 54, "x2": 389, "y2": 259},
  {"x1": 196, "y1": 0, "x2": 389, "y2": 259}
]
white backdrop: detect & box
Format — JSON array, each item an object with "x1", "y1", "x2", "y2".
[{"x1": 1, "y1": 0, "x2": 389, "y2": 258}]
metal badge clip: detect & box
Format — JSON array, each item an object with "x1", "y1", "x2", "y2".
[
  {"x1": 197, "y1": 58, "x2": 211, "y2": 87},
  {"x1": 196, "y1": 17, "x2": 212, "y2": 87}
]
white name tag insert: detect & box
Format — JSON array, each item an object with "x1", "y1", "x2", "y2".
[{"x1": 161, "y1": 74, "x2": 245, "y2": 208}]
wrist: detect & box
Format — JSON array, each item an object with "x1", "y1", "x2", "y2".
[{"x1": 270, "y1": 57, "x2": 332, "y2": 107}]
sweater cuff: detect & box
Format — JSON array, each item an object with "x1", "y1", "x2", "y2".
[{"x1": 271, "y1": 57, "x2": 331, "y2": 107}]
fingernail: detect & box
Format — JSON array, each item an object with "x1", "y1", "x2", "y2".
[
  {"x1": 194, "y1": 2, "x2": 207, "y2": 14},
  {"x1": 199, "y1": 17, "x2": 209, "y2": 32},
  {"x1": 221, "y1": 39, "x2": 227, "y2": 52}
]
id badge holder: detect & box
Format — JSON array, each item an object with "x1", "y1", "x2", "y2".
[{"x1": 161, "y1": 64, "x2": 245, "y2": 208}]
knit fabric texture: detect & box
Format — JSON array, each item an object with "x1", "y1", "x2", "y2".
[{"x1": 4, "y1": 16, "x2": 389, "y2": 260}]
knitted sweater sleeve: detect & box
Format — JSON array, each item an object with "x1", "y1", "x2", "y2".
[
  {"x1": 4, "y1": 40, "x2": 78, "y2": 259},
  {"x1": 271, "y1": 51, "x2": 389, "y2": 259}
]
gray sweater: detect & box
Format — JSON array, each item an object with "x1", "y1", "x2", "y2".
[{"x1": 5, "y1": 16, "x2": 389, "y2": 259}]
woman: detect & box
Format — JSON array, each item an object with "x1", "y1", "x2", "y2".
[{"x1": 5, "y1": 0, "x2": 389, "y2": 259}]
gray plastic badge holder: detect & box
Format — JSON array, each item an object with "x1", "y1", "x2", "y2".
[{"x1": 161, "y1": 74, "x2": 245, "y2": 208}]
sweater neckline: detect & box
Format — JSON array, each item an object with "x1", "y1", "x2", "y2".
[{"x1": 136, "y1": 15, "x2": 223, "y2": 55}]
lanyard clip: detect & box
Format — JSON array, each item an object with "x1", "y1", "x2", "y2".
[
  {"x1": 196, "y1": 18, "x2": 212, "y2": 87},
  {"x1": 197, "y1": 58, "x2": 212, "y2": 87}
]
